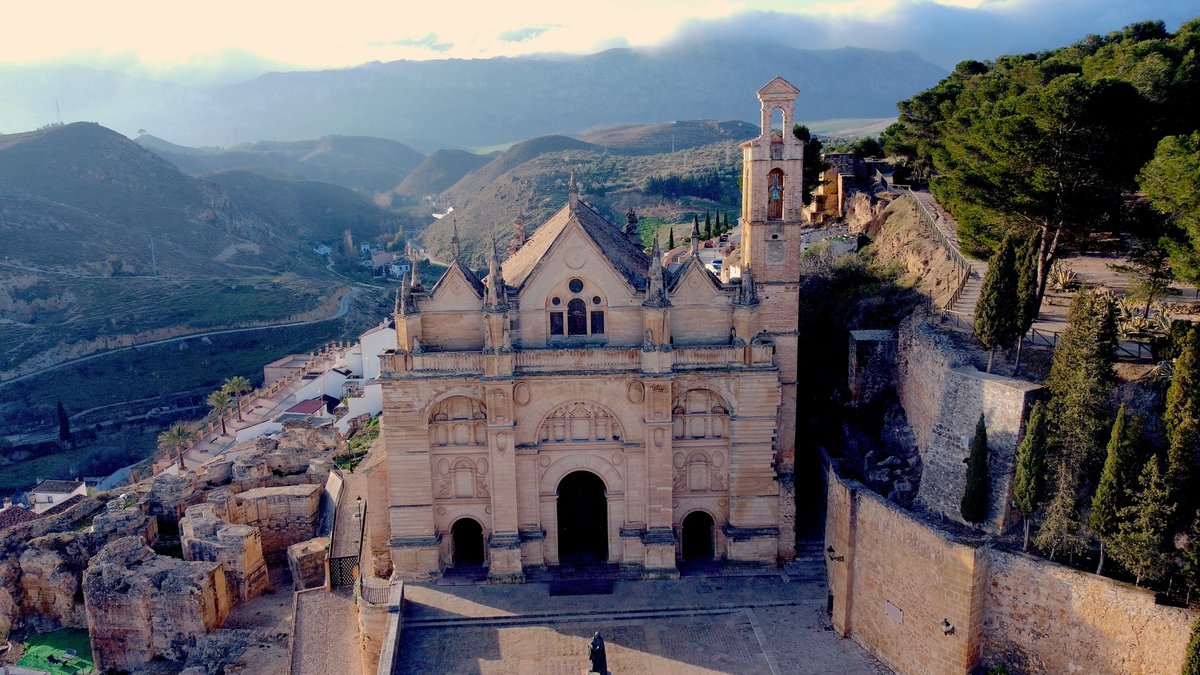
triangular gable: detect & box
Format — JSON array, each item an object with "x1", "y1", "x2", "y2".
[
  {"x1": 503, "y1": 200, "x2": 650, "y2": 294},
  {"x1": 668, "y1": 256, "x2": 724, "y2": 301},
  {"x1": 424, "y1": 260, "x2": 485, "y2": 311},
  {"x1": 520, "y1": 219, "x2": 643, "y2": 298},
  {"x1": 757, "y1": 76, "x2": 800, "y2": 98}
]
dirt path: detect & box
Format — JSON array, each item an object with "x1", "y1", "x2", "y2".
[{"x1": 291, "y1": 588, "x2": 362, "y2": 675}]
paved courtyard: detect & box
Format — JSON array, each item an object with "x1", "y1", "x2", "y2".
[{"x1": 396, "y1": 574, "x2": 891, "y2": 674}]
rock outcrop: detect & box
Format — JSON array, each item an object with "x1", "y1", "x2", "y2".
[
  {"x1": 208, "y1": 484, "x2": 322, "y2": 566},
  {"x1": 84, "y1": 537, "x2": 232, "y2": 672}
]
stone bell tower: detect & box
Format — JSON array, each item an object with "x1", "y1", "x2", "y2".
[{"x1": 739, "y1": 76, "x2": 804, "y2": 560}]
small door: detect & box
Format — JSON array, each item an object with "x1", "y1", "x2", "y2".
[
  {"x1": 451, "y1": 518, "x2": 484, "y2": 567},
  {"x1": 681, "y1": 511, "x2": 715, "y2": 562}
]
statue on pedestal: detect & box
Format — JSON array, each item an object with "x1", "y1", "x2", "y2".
[{"x1": 588, "y1": 631, "x2": 607, "y2": 674}]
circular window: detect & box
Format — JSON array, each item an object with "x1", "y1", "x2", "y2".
[
  {"x1": 592, "y1": 296, "x2": 602, "y2": 305},
  {"x1": 568, "y1": 278, "x2": 584, "y2": 293},
  {"x1": 551, "y1": 297, "x2": 561, "y2": 306}
]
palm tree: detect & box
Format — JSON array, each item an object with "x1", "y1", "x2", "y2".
[
  {"x1": 207, "y1": 389, "x2": 233, "y2": 436},
  {"x1": 158, "y1": 422, "x2": 197, "y2": 472},
  {"x1": 223, "y1": 376, "x2": 252, "y2": 422}
]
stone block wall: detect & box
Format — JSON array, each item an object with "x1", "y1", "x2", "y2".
[
  {"x1": 287, "y1": 537, "x2": 329, "y2": 591},
  {"x1": 84, "y1": 537, "x2": 231, "y2": 672},
  {"x1": 983, "y1": 550, "x2": 1192, "y2": 674},
  {"x1": 210, "y1": 484, "x2": 322, "y2": 565},
  {"x1": 848, "y1": 329, "x2": 897, "y2": 406},
  {"x1": 180, "y1": 503, "x2": 270, "y2": 603},
  {"x1": 825, "y1": 464, "x2": 1196, "y2": 675},
  {"x1": 897, "y1": 317, "x2": 1042, "y2": 532}
]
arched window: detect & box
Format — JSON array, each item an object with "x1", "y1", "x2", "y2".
[
  {"x1": 567, "y1": 298, "x2": 587, "y2": 335},
  {"x1": 768, "y1": 168, "x2": 785, "y2": 220}
]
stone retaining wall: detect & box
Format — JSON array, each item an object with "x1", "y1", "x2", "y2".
[{"x1": 825, "y1": 463, "x2": 1195, "y2": 674}]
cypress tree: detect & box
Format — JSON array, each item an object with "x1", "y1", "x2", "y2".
[
  {"x1": 960, "y1": 414, "x2": 990, "y2": 525},
  {"x1": 1045, "y1": 289, "x2": 1118, "y2": 481},
  {"x1": 1012, "y1": 401, "x2": 1048, "y2": 551},
  {"x1": 1110, "y1": 459, "x2": 1174, "y2": 586},
  {"x1": 668, "y1": 227, "x2": 676, "y2": 250},
  {"x1": 1165, "y1": 327, "x2": 1200, "y2": 528},
  {"x1": 1034, "y1": 461, "x2": 1086, "y2": 561},
  {"x1": 1181, "y1": 517, "x2": 1200, "y2": 604},
  {"x1": 1089, "y1": 405, "x2": 1141, "y2": 575},
  {"x1": 1184, "y1": 617, "x2": 1200, "y2": 675},
  {"x1": 1013, "y1": 232, "x2": 1041, "y2": 374},
  {"x1": 704, "y1": 210, "x2": 712, "y2": 239},
  {"x1": 56, "y1": 400, "x2": 71, "y2": 446},
  {"x1": 974, "y1": 235, "x2": 1019, "y2": 372}
]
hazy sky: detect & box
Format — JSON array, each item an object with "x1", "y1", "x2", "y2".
[{"x1": 2, "y1": 0, "x2": 1195, "y2": 78}]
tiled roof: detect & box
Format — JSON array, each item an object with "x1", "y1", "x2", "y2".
[
  {"x1": 0, "y1": 505, "x2": 40, "y2": 532},
  {"x1": 40, "y1": 494, "x2": 86, "y2": 517},
  {"x1": 30, "y1": 479, "x2": 84, "y2": 494},
  {"x1": 502, "y1": 200, "x2": 650, "y2": 292},
  {"x1": 285, "y1": 398, "x2": 326, "y2": 415}
]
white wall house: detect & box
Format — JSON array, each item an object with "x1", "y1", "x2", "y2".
[{"x1": 28, "y1": 479, "x2": 87, "y2": 514}]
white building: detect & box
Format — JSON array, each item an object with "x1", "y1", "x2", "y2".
[{"x1": 28, "y1": 479, "x2": 87, "y2": 514}]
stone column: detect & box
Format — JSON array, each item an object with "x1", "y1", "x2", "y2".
[
  {"x1": 485, "y1": 382, "x2": 523, "y2": 582},
  {"x1": 641, "y1": 379, "x2": 677, "y2": 578}
]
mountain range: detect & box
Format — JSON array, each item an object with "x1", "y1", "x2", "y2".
[{"x1": 0, "y1": 42, "x2": 945, "y2": 150}]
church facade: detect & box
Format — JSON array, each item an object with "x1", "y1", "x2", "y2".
[{"x1": 380, "y1": 77, "x2": 805, "y2": 581}]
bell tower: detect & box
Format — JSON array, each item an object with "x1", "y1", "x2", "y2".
[{"x1": 739, "y1": 76, "x2": 803, "y2": 561}]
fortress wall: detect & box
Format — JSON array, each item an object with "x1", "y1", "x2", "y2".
[
  {"x1": 825, "y1": 466, "x2": 986, "y2": 675},
  {"x1": 825, "y1": 464, "x2": 1195, "y2": 675},
  {"x1": 983, "y1": 550, "x2": 1192, "y2": 675},
  {"x1": 896, "y1": 317, "x2": 1041, "y2": 532}
]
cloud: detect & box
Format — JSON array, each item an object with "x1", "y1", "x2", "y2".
[
  {"x1": 667, "y1": 0, "x2": 1199, "y2": 68},
  {"x1": 378, "y1": 33, "x2": 453, "y2": 53},
  {"x1": 499, "y1": 26, "x2": 558, "y2": 43}
]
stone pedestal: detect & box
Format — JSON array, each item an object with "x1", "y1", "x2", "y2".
[
  {"x1": 487, "y1": 532, "x2": 525, "y2": 583},
  {"x1": 390, "y1": 535, "x2": 443, "y2": 580},
  {"x1": 641, "y1": 527, "x2": 678, "y2": 579}
]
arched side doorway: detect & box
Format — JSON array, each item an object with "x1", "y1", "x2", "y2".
[
  {"x1": 681, "y1": 511, "x2": 715, "y2": 562},
  {"x1": 450, "y1": 518, "x2": 485, "y2": 567},
  {"x1": 557, "y1": 471, "x2": 608, "y2": 567}
]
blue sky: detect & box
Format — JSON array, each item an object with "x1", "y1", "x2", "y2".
[{"x1": 1, "y1": 0, "x2": 1195, "y2": 79}]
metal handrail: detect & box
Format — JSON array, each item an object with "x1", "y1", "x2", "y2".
[{"x1": 897, "y1": 187, "x2": 973, "y2": 314}]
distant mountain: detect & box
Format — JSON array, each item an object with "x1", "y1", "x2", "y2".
[
  {"x1": 393, "y1": 149, "x2": 494, "y2": 197},
  {"x1": 580, "y1": 120, "x2": 760, "y2": 155},
  {"x1": 204, "y1": 169, "x2": 399, "y2": 241},
  {"x1": 137, "y1": 134, "x2": 425, "y2": 193},
  {"x1": 0, "y1": 122, "x2": 395, "y2": 377},
  {"x1": 0, "y1": 43, "x2": 946, "y2": 149}
]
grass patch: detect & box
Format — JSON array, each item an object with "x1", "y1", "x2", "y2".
[
  {"x1": 335, "y1": 415, "x2": 379, "y2": 472},
  {"x1": 17, "y1": 628, "x2": 94, "y2": 674}
]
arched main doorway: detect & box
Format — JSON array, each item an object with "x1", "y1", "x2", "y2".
[
  {"x1": 450, "y1": 518, "x2": 485, "y2": 567},
  {"x1": 681, "y1": 511, "x2": 715, "y2": 562},
  {"x1": 557, "y1": 471, "x2": 608, "y2": 567}
]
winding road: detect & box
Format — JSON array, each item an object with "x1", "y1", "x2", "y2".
[{"x1": 0, "y1": 286, "x2": 361, "y2": 389}]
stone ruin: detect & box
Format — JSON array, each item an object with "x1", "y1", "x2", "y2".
[
  {"x1": 203, "y1": 483, "x2": 323, "y2": 566},
  {"x1": 84, "y1": 536, "x2": 232, "y2": 672},
  {"x1": 181, "y1": 503, "x2": 270, "y2": 603},
  {"x1": 287, "y1": 536, "x2": 330, "y2": 591}
]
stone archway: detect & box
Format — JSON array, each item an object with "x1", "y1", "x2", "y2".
[
  {"x1": 450, "y1": 518, "x2": 485, "y2": 567},
  {"x1": 556, "y1": 471, "x2": 608, "y2": 567},
  {"x1": 681, "y1": 511, "x2": 715, "y2": 562}
]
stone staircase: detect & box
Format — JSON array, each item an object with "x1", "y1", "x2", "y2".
[
  {"x1": 782, "y1": 540, "x2": 827, "y2": 583},
  {"x1": 948, "y1": 265, "x2": 986, "y2": 320}
]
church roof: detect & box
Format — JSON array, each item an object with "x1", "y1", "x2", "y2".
[
  {"x1": 429, "y1": 258, "x2": 486, "y2": 298},
  {"x1": 757, "y1": 75, "x2": 800, "y2": 97},
  {"x1": 502, "y1": 200, "x2": 651, "y2": 292}
]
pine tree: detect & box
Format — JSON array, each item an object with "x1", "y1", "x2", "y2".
[
  {"x1": 668, "y1": 227, "x2": 676, "y2": 250},
  {"x1": 1012, "y1": 401, "x2": 1048, "y2": 551},
  {"x1": 1045, "y1": 289, "x2": 1118, "y2": 481},
  {"x1": 1184, "y1": 617, "x2": 1200, "y2": 675},
  {"x1": 56, "y1": 400, "x2": 71, "y2": 446},
  {"x1": 1013, "y1": 232, "x2": 1041, "y2": 374},
  {"x1": 1165, "y1": 327, "x2": 1200, "y2": 528},
  {"x1": 974, "y1": 234, "x2": 1019, "y2": 372},
  {"x1": 1034, "y1": 461, "x2": 1087, "y2": 561},
  {"x1": 960, "y1": 414, "x2": 990, "y2": 525},
  {"x1": 1110, "y1": 459, "x2": 1174, "y2": 586},
  {"x1": 1089, "y1": 406, "x2": 1141, "y2": 575}
]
